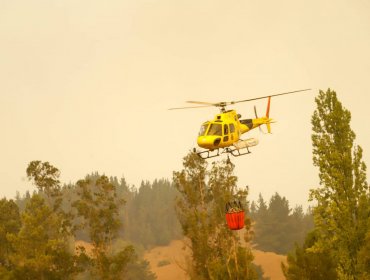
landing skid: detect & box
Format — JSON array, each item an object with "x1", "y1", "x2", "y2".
[{"x1": 194, "y1": 146, "x2": 251, "y2": 160}]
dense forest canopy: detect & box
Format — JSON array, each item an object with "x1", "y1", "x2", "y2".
[{"x1": 1, "y1": 161, "x2": 313, "y2": 279}]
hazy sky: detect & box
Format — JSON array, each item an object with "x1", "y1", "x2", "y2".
[{"x1": 1, "y1": 0, "x2": 370, "y2": 208}]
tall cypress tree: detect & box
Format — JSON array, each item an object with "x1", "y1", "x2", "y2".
[{"x1": 310, "y1": 89, "x2": 369, "y2": 279}]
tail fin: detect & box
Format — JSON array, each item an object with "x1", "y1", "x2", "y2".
[
  {"x1": 266, "y1": 123, "x2": 271, "y2": 133},
  {"x1": 266, "y1": 96, "x2": 271, "y2": 117},
  {"x1": 266, "y1": 97, "x2": 272, "y2": 133}
]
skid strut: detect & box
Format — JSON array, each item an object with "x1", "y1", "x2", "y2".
[{"x1": 194, "y1": 146, "x2": 251, "y2": 159}]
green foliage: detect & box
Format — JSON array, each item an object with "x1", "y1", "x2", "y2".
[
  {"x1": 310, "y1": 89, "x2": 369, "y2": 279},
  {"x1": 173, "y1": 152, "x2": 257, "y2": 280},
  {"x1": 26, "y1": 161, "x2": 72, "y2": 236},
  {"x1": 26, "y1": 161, "x2": 62, "y2": 207},
  {"x1": 0, "y1": 198, "x2": 21, "y2": 273},
  {"x1": 0, "y1": 266, "x2": 12, "y2": 280},
  {"x1": 2, "y1": 161, "x2": 86, "y2": 279},
  {"x1": 356, "y1": 229, "x2": 370, "y2": 279},
  {"x1": 124, "y1": 259, "x2": 157, "y2": 280},
  {"x1": 73, "y1": 175, "x2": 124, "y2": 250},
  {"x1": 125, "y1": 179, "x2": 182, "y2": 248},
  {"x1": 72, "y1": 175, "x2": 146, "y2": 279},
  {"x1": 71, "y1": 175, "x2": 181, "y2": 248},
  {"x1": 250, "y1": 193, "x2": 313, "y2": 255},
  {"x1": 8, "y1": 194, "x2": 80, "y2": 280},
  {"x1": 282, "y1": 230, "x2": 338, "y2": 280},
  {"x1": 4, "y1": 163, "x2": 161, "y2": 279},
  {"x1": 252, "y1": 264, "x2": 270, "y2": 280},
  {"x1": 14, "y1": 191, "x2": 31, "y2": 212}
]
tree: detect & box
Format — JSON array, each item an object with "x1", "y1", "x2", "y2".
[
  {"x1": 310, "y1": 89, "x2": 369, "y2": 279},
  {"x1": 0, "y1": 199, "x2": 21, "y2": 275},
  {"x1": 72, "y1": 175, "x2": 139, "y2": 279},
  {"x1": 282, "y1": 230, "x2": 338, "y2": 280},
  {"x1": 250, "y1": 193, "x2": 271, "y2": 252},
  {"x1": 2, "y1": 161, "x2": 85, "y2": 279},
  {"x1": 26, "y1": 161, "x2": 62, "y2": 209},
  {"x1": 26, "y1": 161, "x2": 71, "y2": 234},
  {"x1": 173, "y1": 152, "x2": 257, "y2": 279},
  {"x1": 126, "y1": 179, "x2": 182, "y2": 248},
  {"x1": 264, "y1": 193, "x2": 291, "y2": 254},
  {"x1": 8, "y1": 194, "x2": 80, "y2": 280},
  {"x1": 289, "y1": 206, "x2": 313, "y2": 250},
  {"x1": 251, "y1": 193, "x2": 313, "y2": 255},
  {"x1": 357, "y1": 229, "x2": 370, "y2": 279}
]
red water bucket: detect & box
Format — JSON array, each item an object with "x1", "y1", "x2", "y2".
[{"x1": 225, "y1": 211, "x2": 245, "y2": 230}]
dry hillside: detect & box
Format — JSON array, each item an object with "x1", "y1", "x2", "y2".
[
  {"x1": 144, "y1": 239, "x2": 287, "y2": 280},
  {"x1": 75, "y1": 239, "x2": 286, "y2": 279}
]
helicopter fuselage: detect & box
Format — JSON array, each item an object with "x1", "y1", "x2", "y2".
[{"x1": 197, "y1": 109, "x2": 271, "y2": 151}]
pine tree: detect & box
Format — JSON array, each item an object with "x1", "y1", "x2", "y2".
[
  {"x1": 252, "y1": 193, "x2": 311, "y2": 254},
  {"x1": 310, "y1": 89, "x2": 369, "y2": 279},
  {"x1": 173, "y1": 152, "x2": 257, "y2": 279},
  {"x1": 289, "y1": 206, "x2": 312, "y2": 249},
  {"x1": 127, "y1": 179, "x2": 181, "y2": 248}
]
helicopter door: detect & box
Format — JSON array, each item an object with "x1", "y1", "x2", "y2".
[
  {"x1": 223, "y1": 124, "x2": 230, "y2": 143},
  {"x1": 229, "y1": 123, "x2": 236, "y2": 141}
]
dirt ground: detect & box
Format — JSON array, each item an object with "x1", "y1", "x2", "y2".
[
  {"x1": 144, "y1": 240, "x2": 191, "y2": 280},
  {"x1": 144, "y1": 239, "x2": 287, "y2": 280},
  {"x1": 252, "y1": 249, "x2": 286, "y2": 280}
]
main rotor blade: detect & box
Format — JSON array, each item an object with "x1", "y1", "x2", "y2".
[
  {"x1": 232, "y1": 88, "x2": 311, "y2": 104},
  {"x1": 168, "y1": 105, "x2": 213, "y2": 110},
  {"x1": 170, "y1": 88, "x2": 311, "y2": 110},
  {"x1": 186, "y1": 101, "x2": 218, "y2": 106}
]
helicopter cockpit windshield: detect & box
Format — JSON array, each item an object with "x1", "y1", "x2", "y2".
[
  {"x1": 207, "y1": 123, "x2": 222, "y2": 136},
  {"x1": 198, "y1": 123, "x2": 209, "y2": 136},
  {"x1": 198, "y1": 123, "x2": 223, "y2": 136}
]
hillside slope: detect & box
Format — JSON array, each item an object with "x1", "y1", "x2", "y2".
[{"x1": 144, "y1": 240, "x2": 287, "y2": 280}]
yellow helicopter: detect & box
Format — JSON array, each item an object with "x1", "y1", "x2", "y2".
[{"x1": 170, "y1": 89, "x2": 311, "y2": 159}]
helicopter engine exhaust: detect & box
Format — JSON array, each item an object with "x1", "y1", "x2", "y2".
[{"x1": 233, "y1": 138, "x2": 259, "y2": 150}]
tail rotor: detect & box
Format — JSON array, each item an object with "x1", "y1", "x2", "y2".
[
  {"x1": 254, "y1": 105, "x2": 264, "y2": 133},
  {"x1": 254, "y1": 97, "x2": 274, "y2": 133}
]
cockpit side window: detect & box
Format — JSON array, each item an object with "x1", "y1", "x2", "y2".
[
  {"x1": 230, "y1": 123, "x2": 235, "y2": 133},
  {"x1": 198, "y1": 123, "x2": 209, "y2": 136},
  {"x1": 224, "y1": 124, "x2": 229, "y2": 135},
  {"x1": 207, "y1": 123, "x2": 222, "y2": 136}
]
